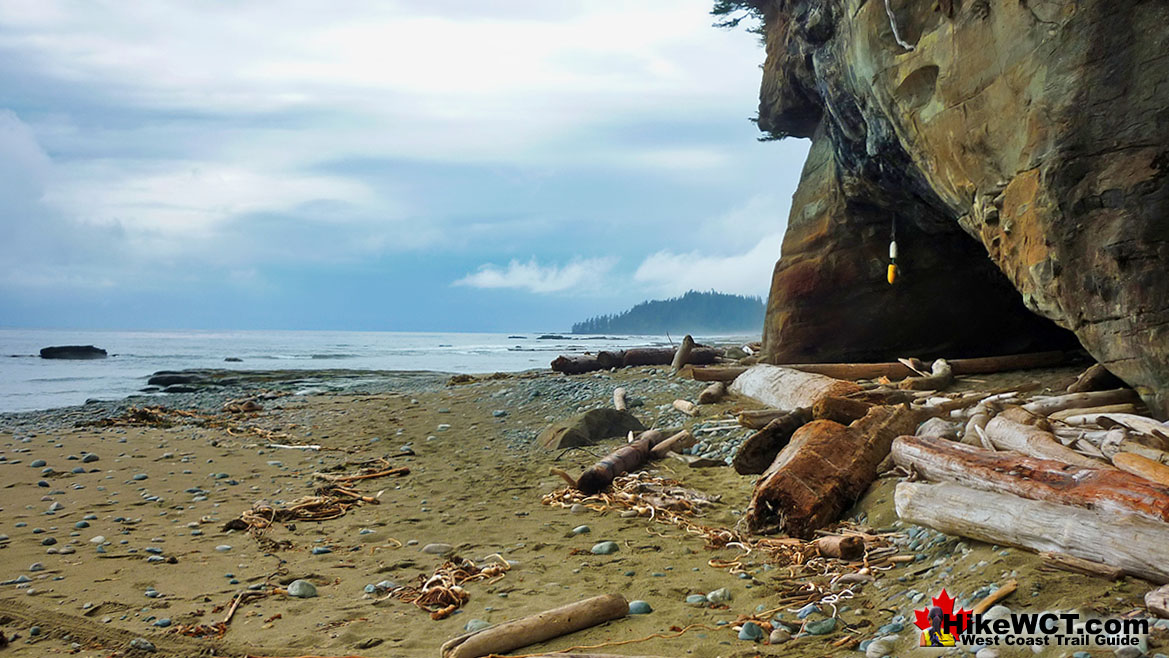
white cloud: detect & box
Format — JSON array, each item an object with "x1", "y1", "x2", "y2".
[
  {"x1": 633, "y1": 234, "x2": 781, "y2": 298},
  {"x1": 454, "y1": 257, "x2": 617, "y2": 294}
]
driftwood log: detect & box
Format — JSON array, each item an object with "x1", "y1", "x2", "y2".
[
  {"x1": 575, "y1": 434, "x2": 663, "y2": 495},
  {"x1": 890, "y1": 435, "x2": 1169, "y2": 523},
  {"x1": 814, "y1": 535, "x2": 864, "y2": 560},
  {"x1": 745, "y1": 405, "x2": 919, "y2": 537},
  {"x1": 1068, "y1": 363, "x2": 1125, "y2": 393},
  {"x1": 984, "y1": 415, "x2": 1106, "y2": 468},
  {"x1": 1147, "y1": 584, "x2": 1169, "y2": 618},
  {"x1": 895, "y1": 481, "x2": 1169, "y2": 583},
  {"x1": 672, "y1": 399, "x2": 698, "y2": 416},
  {"x1": 737, "y1": 408, "x2": 790, "y2": 429},
  {"x1": 812, "y1": 396, "x2": 874, "y2": 425},
  {"x1": 650, "y1": 430, "x2": 695, "y2": 458},
  {"x1": 775, "y1": 351, "x2": 1066, "y2": 380},
  {"x1": 551, "y1": 348, "x2": 719, "y2": 375},
  {"x1": 440, "y1": 594, "x2": 629, "y2": 658},
  {"x1": 730, "y1": 365, "x2": 861, "y2": 412},
  {"x1": 1113, "y1": 452, "x2": 1169, "y2": 487},
  {"x1": 612, "y1": 387, "x2": 627, "y2": 411},
  {"x1": 898, "y1": 359, "x2": 953, "y2": 391},
  {"x1": 1021, "y1": 389, "x2": 1139, "y2": 416},
  {"x1": 697, "y1": 381, "x2": 727, "y2": 404},
  {"x1": 670, "y1": 334, "x2": 694, "y2": 373},
  {"x1": 686, "y1": 365, "x2": 748, "y2": 382},
  {"x1": 1042, "y1": 552, "x2": 1125, "y2": 580},
  {"x1": 732, "y1": 408, "x2": 811, "y2": 475},
  {"x1": 550, "y1": 351, "x2": 624, "y2": 375}
]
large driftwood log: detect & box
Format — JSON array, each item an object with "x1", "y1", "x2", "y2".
[
  {"x1": 686, "y1": 365, "x2": 748, "y2": 382},
  {"x1": 623, "y1": 347, "x2": 719, "y2": 368},
  {"x1": 984, "y1": 415, "x2": 1107, "y2": 468},
  {"x1": 670, "y1": 334, "x2": 695, "y2": 373},
  {"x1": 732, "y1": 408, "x2": 811, "y2": 475},
  {"x1": 649, "y1": 430, "x2": 695, "y2": 458},
  {"x1": 730, "y1": 365, "x2": 861, "y2": 412},
  {"x1": 895, "y1": 481, "x2": 1169, "y2": 583},
  {"x1": 745, "y1": 405, "x2": 920, "y2": 537},
  {"x1": 774, "y1": 351, "x2": 1066, "y2": 381},
  {"x1": 441, "y1": 594, "x2": 629, "y2": 658},
  {"x1": 891, "y1": 435, "x2": 1169, "y2": 523}
]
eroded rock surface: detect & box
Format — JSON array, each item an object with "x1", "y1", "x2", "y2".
[{"x1": 753, "y1": 0, "x2": 1169, "y2": 415}]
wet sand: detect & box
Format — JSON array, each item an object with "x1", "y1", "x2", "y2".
[{"x1": 0, "y1": 367, "x2": 1162, "y2": 657}]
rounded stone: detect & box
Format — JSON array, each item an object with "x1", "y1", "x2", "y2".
[
  {"x1": 287, "y1": 579, "x2": 317, "y2": 598},
  {"x1": 706, "y1": 587, "x2": 732, "y2": 604},
  {"x1": 31, "y1": 459, "x2": 46, "y2": 468},
  {"x1": 571, "y1": 525, "x2": 591, "y2": 535},
  {"x1": 769, "y1": 628, "x2": 791, "y2": 644},
  {"x1": 805, "y1": 617, "x2": 837, "y2": 635},
  {"x1": 866, "y1": 638, "x2": 895, "y2": 658},
  {"x1": 153, "y1": 618, "x2": 172, "y2": 628},
  {"x1": 421, "y1": 543, "x2": 453, "y2": 555},
  {"x1": 738, "y1": 621, "x2": 764, "y2": 641},
  {"x1": 685, "y1": 594, "x2": 708, "y2": 606},
  {"x1": 215, "y1": 545, "x2": 232, "y2": 552},
  {"x1": 82, "y1": 454, "x2": 100, "y2": 463},
  {"x1": 464, "y1": 619, "x2": 491, "y2": 632},
  {"x1": 628, "y1": 600, "x2": 652, "y2": 614},
  {"x1": 590, "y1": 541, "x2": 619, "y2": 555},
  {"x1": 131, "y1": 474, "x2": 148, "y2": 481},
  {"x1": 29, "y1": 625, "x2": 42, "y2": 636}
]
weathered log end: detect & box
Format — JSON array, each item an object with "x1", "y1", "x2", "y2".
[
  {"x1": 731, "y1": 408, "x2": 810, "y2": 475},
  {"x1": 745, "y1": 405, "x2": 919, "y2": 537}
]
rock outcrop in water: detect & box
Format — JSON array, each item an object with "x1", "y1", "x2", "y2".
[
  {"x1": 39, "y1": 345, "x2": 107, "y2": 359},
  {"x1": 749, "y1": 0, "x2": 1169, "y2": 416}
]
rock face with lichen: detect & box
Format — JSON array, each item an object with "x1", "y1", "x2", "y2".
[{"x1": 752, "y1": 0, "x2": 1169, "y2": 416}]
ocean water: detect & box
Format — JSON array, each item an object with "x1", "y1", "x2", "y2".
[{"x1": 0, "y1": 329, "x2": 729, "y2": 413}]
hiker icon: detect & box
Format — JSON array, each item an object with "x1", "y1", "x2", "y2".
[{"x1": 919, "y1": 606, "x2": 957, "y2": 647}]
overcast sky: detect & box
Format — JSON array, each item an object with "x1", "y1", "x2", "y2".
[{"x1": 0, "y1": 0, "x2": 809, "y2": 331}]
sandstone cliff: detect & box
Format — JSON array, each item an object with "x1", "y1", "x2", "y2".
[{"x1": 749, "y1": 0, "x2": 1169, "y2": 416}]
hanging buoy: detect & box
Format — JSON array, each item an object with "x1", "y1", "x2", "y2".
[{"x1": 887, "y1": 239, "x2": 899, "y2": 284}]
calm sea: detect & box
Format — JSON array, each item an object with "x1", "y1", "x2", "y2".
[{"x1": 0, "y1": 329, "x2": 731, "y2": 413}]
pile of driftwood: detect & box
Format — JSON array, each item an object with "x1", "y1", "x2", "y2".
[
  {"x1": 550, "y1": 335, "x2": 726, "y2": 375},
  {"x1": 685, "y1": 354, "x2": 1169, "y2": 587}
]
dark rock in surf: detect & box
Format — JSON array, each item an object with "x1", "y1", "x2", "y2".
[{"x1": 39, "y1": 345, "x2": 107, "y2": 360}]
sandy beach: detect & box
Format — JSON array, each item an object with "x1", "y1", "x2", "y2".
[{"x1": 0, "y1": 365, "x2": 1163, "y2": 657}]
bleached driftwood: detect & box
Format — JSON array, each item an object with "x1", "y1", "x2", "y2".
[
  {"x1": 697, "y1": 381, "x2": 727, "y2": 404},
  {"x1": 1021, "y1": 389, "x2": 1139, "y2": 416},
  {"x1": 672, "y1": 399, "x2": 698, "y2": 416},
  {"x1": 891, "y1": 435, "x2": 1169, "y2": 522},
  {"x1": 441, "y1": 594, "x2": 629, "y2": 658},
  {"x1": 670, "y1": 334, "x2": 695, "y2": 374},
  {"x1": 916, "y1": 417, "x2": 960, "y2": 440},
  {"x1": 612, "y1": 387, "x2": 627, "y2": 411},
  {"x1": 778, "y1": 351, "x2": 1065, "y2": 381},
  {"x1": 1147, "y1": 584, "x2": 1169, "y2": 618},
  {"x1": 649, "y1": 430, "x2": 695, "y2": 458},
  {"x1": 895, "y1": 481, "x2": 1169, "y2": 583},
  {"x1": 1096, "y1": 413, "x2": 1169, "y2": 441},
  {"x1": 1099, "y1": 428, "x2": 1169, "y2": 463},
  {"x1": 729, "y1": 365, "x2": 861, "y2": 412},
  {"x1": 737, "y1": 408, "x2": 790, "y2": 429},
  {"x1": 898, "y1": 359, "x2": 953, "y2": 391},
  {"x1": 1050, "y1": 403, "x2": 1138, "y2": 423},
  {"x1": 686, "y1": 365, "x2": 748, "y2": 382},
  {"x1": 984, "y1": 415, "x2": 1107, "y2": 468},
  {"x1": 1041, "y1": 552, "x2": 1124, "y2": 580}
]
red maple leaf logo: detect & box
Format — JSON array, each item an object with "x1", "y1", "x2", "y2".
[{"x1": 913, "y1": 589, "x2": 971, "y2": 634}]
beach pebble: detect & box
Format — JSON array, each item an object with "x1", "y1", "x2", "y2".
[
  {"x1": 976, "y1": 649, "x2": 1000, "y2": 658},
  {"x1": 769, "y1": 628, "x2": 791, "y2": 644},
  {"x1": 287, "y1": 580, "x2": 317, "y2": 598},
  {"x1": 29, "y1": 562, "x2": 44, "y2": 572},
  {"x1": 685, "y1": 594, "x2": 707, "y2": 606},
  {"x1": 75, "y1": 521, "x2": 89, "y2": 529},
  {"x1": 153, "y1": 618, "x2": 172, "y2": 628},
  {"x1": 436, "y1": 424, "x2": 451, "y2": 431},
  {"x1": 1114, "y1": 649, "x2": 1142, "y2": 658},
  {"x1": 421, "y1": 543, "x2": 453, "y2": 555},
  {"x1": 311, "y1": 546, "x2": 332, "y2": 555},
  {"x1": 129, "y1": 637, "x2": 156, "y2": 652},
  {"x1": 866, "y1": 638, "x2": 895, "y2": 658},
  {"x1": 796, "y1": 602, "x2": 821, "y2": 619},
  {"x1": 82, "y1": 454, "x2": 99, "y2": 463},
  {"x1": 738, "y1": 621, "x2": 764, "y2": 642},
  {"x1": 590, "y1": 541, "x2": 619, "y2": 555},
  {"x1": 570, "y1": 504, "x2": 586, "y2": 513},
  {"x1": 31, "y1": 459, "x2": 46, "y2": 468},
  {"x1": 571, "y1": 525, "x2": 591, "y2": 535},
  {"x1": 492, "y1": 410, "x2": 507, "y2": 417},
  {"x1": 628, "y1": 600, "x2": 652, "y2": 614},
  {"x1": 48, "y1": 501, "x2": 63, "y2": 511},
  {"x1": 29, "y1": 625, "x2": 42, "y2": 636},
  {"x1": 90, "y1": 535, "x2": 105, "y2": 544},
  {"x1": 805, "y1": 618, "x2": 837, "y2": 635},
  {"x1": 131, "y1": 474, "x2": 148, "y2": 481},
  {"x1": 464, "y1": 619, "x2": 491, "y2": 632},
  {"x1": 41, "y1": 537, "x2": 57, "y2": 546},
  {"x1": 706, "y1": 587, "x2": 732, "y2": 604},
  {"x1": 984, "y1": 605, "x2": 1011, "y2": 621},
  {"x1": 215, "y1": 545, "x2": 232, "y2": 552}
]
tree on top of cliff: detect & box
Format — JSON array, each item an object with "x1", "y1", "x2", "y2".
[
  {"x1": 571, "y1": 290, "x2": 765, "y2": 335},
  {"x1": 710, "y1": 0, "x2": 766, "y2": 30}
]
